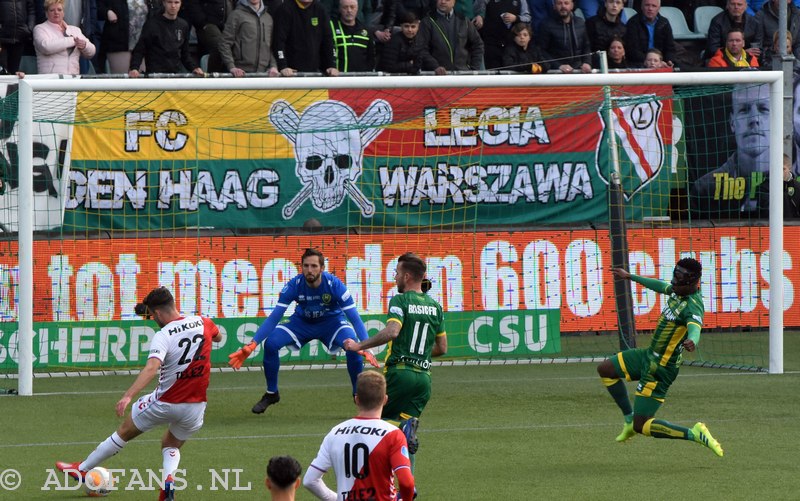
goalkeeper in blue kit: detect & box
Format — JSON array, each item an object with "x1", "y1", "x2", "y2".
[
  {"x1": 228, "y1": 248, "x2": 378, "y2": 414},
  {"x1": 597, "y1": 257, "x2": 724, "y2": 457}
]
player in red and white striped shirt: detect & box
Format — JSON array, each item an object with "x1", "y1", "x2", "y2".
[
  {"x1": 304, "y1": 371, "x2": 415, "y2": 501},
  {"x1": 56, "y1": 286, "x2": 221, "y2": 500}
]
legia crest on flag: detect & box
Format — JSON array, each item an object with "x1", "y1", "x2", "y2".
[{"x1": 596, "y1": 95, "x2": 665, "y2": 200}]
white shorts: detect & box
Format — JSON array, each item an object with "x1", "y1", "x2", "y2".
[{"x1": 131, "y1": 396, "x2": 207, "y2": 441}]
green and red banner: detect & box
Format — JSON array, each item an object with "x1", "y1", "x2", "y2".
[{"x1": 58, "y1": 85, "x2": 681, "y2": 230}]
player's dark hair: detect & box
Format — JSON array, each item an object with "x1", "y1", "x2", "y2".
[
  {"x1": 301, "y1": 248, "x2": 325, "y2": 266},
  {"x1": 266, "y1": 456, "x2": 302, "y2": 489},
  {"x1": 671, "y1": 258, "x2": 701, "y2": 297},
  {"x1": 134, "y1": 286, "x2": 174, "y2": 317},
  {"x1": 675, "y1": 257, "x2": 702, "y2": 282},
  {"x1": 398, "y1": 252, "x2": 426, "y2": 281},
  {"x1": 356, "y1": 370, "x2": 386, "y2": 409}
]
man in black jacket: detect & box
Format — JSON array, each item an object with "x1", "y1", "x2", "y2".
[
  {"x1": 585, "y1": 0, "x2": 626, "y2": 61},
  {"x1": 273, "y1": 0, "x2": 339, "y2": 75},
  {"x1": 706, "y1": 0, "x2": 759, "y2": 63},
  {"x1": 473, "y1": 0, "x2": 531, "y2": 69},
  {"x1": 0, "y1": 0, "x2": 35, "y2": 73},
  {"x1": 537, "y1": 0, "x2": 592, "y2": 73},
  {"x1": 129, "y1": 0, "x2": 204, "y2": 76},
  {"x1": 331, "y1": 0, "x2": 375, "y2": 72},
  {"x1": 417, "y1": 0, "x2": 484, "y2": 74},
  {"x1": 181, "y1": 0, "x2": 232, "y2": 72},
  {"x1": 623, "y1": 0, "x2": 677, "y2": 67}
]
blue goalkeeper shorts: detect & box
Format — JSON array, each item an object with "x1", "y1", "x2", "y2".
[{"x1": 269, "y1": 314, "x2": 356, "y2": 352}]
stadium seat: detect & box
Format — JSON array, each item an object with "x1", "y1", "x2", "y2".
[
  {"x1": 659, "y1": 6, "x2": 705, "y2": 40},
  {"x1": 623, "y1": 7, "x2": 637, "y2": 21},
  {"x1": 693, "y1": 6, "x2": 723, "y2": 37}
]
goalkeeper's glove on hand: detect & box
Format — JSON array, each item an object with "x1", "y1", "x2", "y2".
[
  {"x1": 359, "y1": 349, "x2": 380, "y2": 368},
  {"x1": 228, "y1": 341, "x2": 257, "y2": 369}
]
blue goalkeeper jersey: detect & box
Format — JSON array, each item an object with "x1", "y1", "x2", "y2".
[{"x1": 278, "y1": 271, "x2": 356, "y2": 323}]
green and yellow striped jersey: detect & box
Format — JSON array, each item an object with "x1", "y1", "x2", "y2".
[
  {"x1": 385, "y1": 291, "x2": 446, "y2": 372},
  {"x1": 649, "y1": 287, "x2": 704, "y2": 366}
]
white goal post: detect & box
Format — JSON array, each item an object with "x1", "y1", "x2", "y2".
[{"x1": 15, "y1": 71, "x2": 785, "y2": 395}]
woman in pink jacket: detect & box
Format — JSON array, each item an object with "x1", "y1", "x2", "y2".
[{"x1": 33, "y1": 0, "x2": 96, "y2": 74}]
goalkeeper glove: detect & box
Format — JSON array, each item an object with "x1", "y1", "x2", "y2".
[
  {"x1": 359, "y1": 349, "x2": 380, "y2": 368},
  {"x1": 228, "y1": 341, "x2": 257, "y2": 369}
]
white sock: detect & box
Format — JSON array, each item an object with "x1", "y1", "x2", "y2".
[
  {"x1": 79, "y1": 432, "x2": 127, "y2": 471},
  {"x1": 162, "y1": 447, "x2": 181, "y2": 480}
]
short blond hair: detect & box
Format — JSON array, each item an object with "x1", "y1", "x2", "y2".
[
  {"x1": 44, "y1": 0, "x2": 65, "y2": 9},
  {"x1": 356, "y1": 371, "x2": 386, "y2": 409}
]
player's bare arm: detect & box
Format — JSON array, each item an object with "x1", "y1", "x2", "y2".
[
  {"x1": 432, "y1": 333, "x2": 447, "y2": 357},
  {"x1": 611, "y1": 267, "x2": 631, "y2": 280},
  {"x1": 344, "y1": 321, "x2": 401, "y2": 352},
  {"x1": 116, "y1": 357, "x2": 162, "y2": 416}
]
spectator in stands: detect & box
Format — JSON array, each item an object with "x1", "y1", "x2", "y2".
[
  {"x1": 754, "y1": 0, "x2": 800, "y2": 64},
  {"x1": 1, "y1": 0, "x2": 35, "y2": 74},
  {"x1": 761, "y1": 28, "x2": 800, "y2": 70},
  {"x1": 331, "y1": 0, "x2": 375, "y2": 71},
  {"x1": 624, "y1": 0, "x2": 677, "y2": 67},
  {"x1": 502, "y1": 21, "x2": 549, "y2": 71},
  {"x1": 375, "y1": 0, "x2": 431, "y2": 44},
  {"x1": 318, "y1": 0, "x2": 371, "y2": 23},
  {"x1": 473, "y1": 0, "x2": 531, "y2": 69},
  {"x1": 585, "y1": 0, "x2": 625, "y2": 67},
  {"x1": 218, "y1": 0, "x2": 279, "y2": 76},
  {"x1": 707, "y1": 27, "x2": 759, "y2": 67},
  {"x1": 643, "y1": 47, "x2": 667, "y2": 67},
  {"x1": 181, "y1": 0, "x2": 231, "y2": 73},
  {"x1": 748, "y1": 0, "x2": 800, "y2": 17},
  {"x1": 691, "y1": 83, "x2": 770, "y2": 215},
  {"x1": 273, "y1": 0, "x2": 338, "y2": 76},
  {"x1": 607, "y1": 34, "x2": 632, "y2": 68},
  {"x1": 129, "y1": 0, "x2": 203, "y2": 76},
  {"x1": 417, "y1": 0, "x2": 484, "y2": 74},
  {"x1": 537, "y1": 0, "x2": 592, "y2": 73},
  {"x1": 34, "y1": 0, "x2": 96, "y2": 74},
  {"x1": 98, "y1": 0, "x2": 150, "y2": 74},
  {"x1": 377, "y1": 10, "x2": 422, "y2": 73},
  {"x1": 706, "y1": 0, "x2": 759, "y2": 64},
  {"x1": 757, "y1": 153, "x2": 800, "y2": 218}
]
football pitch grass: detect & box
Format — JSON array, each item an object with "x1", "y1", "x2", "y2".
[{"x1": 2, "y1": 333, "x2": 799, "y2": 500}]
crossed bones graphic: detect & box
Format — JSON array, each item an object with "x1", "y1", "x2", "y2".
[{"x1": 269, "y1": 99, "x2": 393, "y2": 219}]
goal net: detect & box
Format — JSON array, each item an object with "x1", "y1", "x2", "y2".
[{"x1": 0, "y1": 72, "x2": 789, "y2": 394}]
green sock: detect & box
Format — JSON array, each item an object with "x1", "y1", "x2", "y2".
[
  {"x1": 643, "y1": 419, "x2": 690, "y2": 440},
  {"x1": 602, "y1": 378, "x2": 633, "y2": 417}
]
